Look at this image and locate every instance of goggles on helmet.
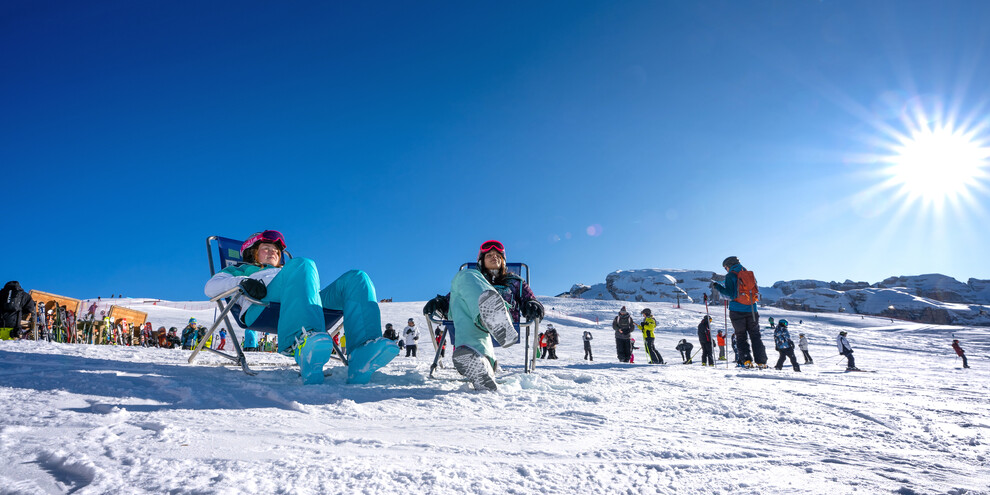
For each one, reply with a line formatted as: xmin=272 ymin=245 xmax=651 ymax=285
xmin=242 ymin=230 xmax=287 ymax=257
xmin=479 ymin=240 xmax=505 ymax=256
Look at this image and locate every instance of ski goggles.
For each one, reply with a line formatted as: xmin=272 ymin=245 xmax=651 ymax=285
xmin=479 ymin=239 xmax=505 ymax=256
xmin=242 ymin=230 xmax=286 ymax=254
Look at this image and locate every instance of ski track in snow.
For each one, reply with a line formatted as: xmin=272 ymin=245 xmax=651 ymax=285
xmin=1 ymin=298 xmax=988 ymax=494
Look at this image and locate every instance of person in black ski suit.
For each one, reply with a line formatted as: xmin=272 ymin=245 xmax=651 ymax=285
xmin=675 ymin=339 xmax=694 ymax=364
xmin=612 ymin=307 xmax=635 ymax=363
xmin=383 ymin=323 xmax=398 ymax=342
xmin=697 ymin=315 xmax=715 ymax=366
xmin=772 ymin=320 xmax=800 ymax=371
xmin=583 ymin=330 xmax=593 ymax=360
xmin=1 ymin=281 xmax=35 ymax=339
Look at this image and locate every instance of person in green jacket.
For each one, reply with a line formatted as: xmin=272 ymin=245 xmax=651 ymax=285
xmin=204 ymin=230 xmax=397 ymax=385
xmin=638 ymin=308 xmax=664 ymax=364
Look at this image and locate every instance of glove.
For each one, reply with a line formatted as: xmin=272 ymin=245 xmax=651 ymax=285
xmin=239 ymin=279 xmax=267 ymax=300
xmin=523 ymin=300 xmax=544 ymax=320
xmin=423 ymin=295 xmax=449 ymax=318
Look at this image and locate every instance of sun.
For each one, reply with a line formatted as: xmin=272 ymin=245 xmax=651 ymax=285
xmin=886 ymin=126 xmax=989 ymax=204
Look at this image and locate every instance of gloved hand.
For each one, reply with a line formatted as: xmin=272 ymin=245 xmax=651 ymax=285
xmin=239 ymin=279 xmax=267 ymax=300
xmin=423 ymin=295 xmax=449 ymax=318
xmin=523 ymin=300 xmax=545 ymax=320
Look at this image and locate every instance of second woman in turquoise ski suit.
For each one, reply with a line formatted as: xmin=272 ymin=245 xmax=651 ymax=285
xmin=422 ymin=240 xmax=544 ymax=391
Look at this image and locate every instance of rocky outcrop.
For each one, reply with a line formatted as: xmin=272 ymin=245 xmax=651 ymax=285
xmin=562 ymin=270 xmax=990 ymax=326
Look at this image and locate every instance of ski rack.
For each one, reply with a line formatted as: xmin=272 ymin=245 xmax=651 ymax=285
xmin=425 ymin=262 xmax=541 ymax=377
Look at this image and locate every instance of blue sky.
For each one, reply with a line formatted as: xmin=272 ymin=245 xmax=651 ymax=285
xmin=3 ymin=1 xmax=990 ymax=302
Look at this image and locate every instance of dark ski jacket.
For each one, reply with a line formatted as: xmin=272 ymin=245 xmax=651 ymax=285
xmin=675 ymin=340 xmax=693 ymax=355
xmin=181 ymin=325 xmax=196 ymax=347
xmin=773 ymin=325 xmax=793 ymax=350
xmin=545 ymin=328 xmax=559 ymax=348
xmin=612 ymin=312 xmax=635 ymax=340
xmin=697 ymin=318 xmax=713 ymax=346
xmin=435 ymin=271 xmax=539 ymax=324
xmin=1 ymin=281 xmax=35 ymax=329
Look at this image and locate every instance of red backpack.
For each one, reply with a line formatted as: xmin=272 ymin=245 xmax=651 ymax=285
xmin=734 ymin=269 xmax=760 ymax=306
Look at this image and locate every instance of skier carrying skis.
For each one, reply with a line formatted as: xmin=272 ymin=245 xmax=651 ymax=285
xmin=638 ymin=308 xmax=664 ymax=364
xmin=772 ymin=320 xmax=800 ymax=372
xmin=421 ymin=239 xmax=543 ymax=391
xmin=583 ymin=330 xmax=593 ymax=360
xmin=836 ymin=331 xmax=858 ymax=371
xmin=712 ymin=256 xmax=768 ymax=369
xmin=675 ymin=339 xmax=693 ymax=364
xmin=697 ymin=315 xmax=715 ymax=366
xmin=952 ymin=340 xmax=970 ymax=369
xmin=798 ymin=333 xmax=813 ymax=364
xmin=612 ymin=306 xmax=636 ymax=363
xmin=204 ymin=229 xmax=398 ymax=384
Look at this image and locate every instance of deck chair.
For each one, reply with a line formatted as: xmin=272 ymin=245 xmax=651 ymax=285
xmin=425 ymin=262 xmax=541 ymax=377
xmin=189 ymin=236 xmax=346 ymax=375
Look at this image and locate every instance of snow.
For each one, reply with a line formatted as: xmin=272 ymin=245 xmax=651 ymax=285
xmin=2 ymin=297 xmax=988 ymax=494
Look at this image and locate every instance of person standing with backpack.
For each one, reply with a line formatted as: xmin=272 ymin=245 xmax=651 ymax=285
xmin=612 ymin=306 xmax=635 ymax=363
xmin=1 ymin=281 xmax=35 ymax=340
xmin=712 ymin=256 xmax=768 ymax=369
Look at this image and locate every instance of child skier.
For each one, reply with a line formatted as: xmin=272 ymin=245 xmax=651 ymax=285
xmin=952 ymin=340 xmax=970 ymax=368
xmin=716 ymin=329 xmax=727 ymax=361
xmin=772 ymin=320 xmax=800 ymax=372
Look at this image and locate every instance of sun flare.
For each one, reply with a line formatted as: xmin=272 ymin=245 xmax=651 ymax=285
xmin=887 ymin=127 xmax=988 ymax=203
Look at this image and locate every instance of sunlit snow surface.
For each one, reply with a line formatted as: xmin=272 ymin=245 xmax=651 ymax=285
xmin=1 ymin=298 xmax=987 ymax=494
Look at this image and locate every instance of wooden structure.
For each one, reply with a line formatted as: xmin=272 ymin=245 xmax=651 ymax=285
xmin=107 ymin=305 xmax=148 ymax=327
xmin=28 ymin=290 xmax=82 ymax=314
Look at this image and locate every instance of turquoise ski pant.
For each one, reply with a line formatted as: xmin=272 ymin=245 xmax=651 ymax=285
xmin=449 ymin=269 xmax=504 ymax=366
xmin=242 ymin=258 xmax=381 ymax=354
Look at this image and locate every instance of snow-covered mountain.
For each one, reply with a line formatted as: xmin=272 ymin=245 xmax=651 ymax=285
xmin=560 ymin=270 xmax=990 ymax=326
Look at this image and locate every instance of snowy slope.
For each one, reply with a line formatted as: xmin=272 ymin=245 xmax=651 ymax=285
xmin=1 ymin=297 xmax=988 ymax=494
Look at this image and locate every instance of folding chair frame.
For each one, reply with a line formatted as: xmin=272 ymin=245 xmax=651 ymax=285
xmin=189 ymin=236 xmax=347 ymax=375
xmin=426 ymin=262 xmax=541 ymax=377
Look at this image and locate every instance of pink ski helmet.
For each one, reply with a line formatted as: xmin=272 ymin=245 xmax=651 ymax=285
xmin=241 ymin=230 xmax=287 ymax=263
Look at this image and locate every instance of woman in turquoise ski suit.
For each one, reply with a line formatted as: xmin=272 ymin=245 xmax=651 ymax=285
xmin=423 ymin=240 xmax=544 ymax=390
xmin=204 ymin=230 xmax=398 ymax=385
